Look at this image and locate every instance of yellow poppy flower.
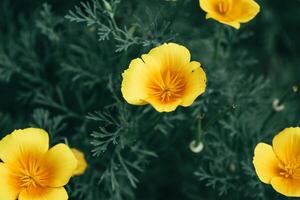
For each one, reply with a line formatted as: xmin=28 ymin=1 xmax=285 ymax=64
xmin=253 ymin=127 xmax=300 ymax=197
xmin=199 ymin=0 xmax=260 ymax=29
xmin=71 ymin=148 xmax=88 ymax=176
xmin=121 ymin=43 xmax=207 ymax=112
xmin=0 ymin=128 xmax=77 ymax=200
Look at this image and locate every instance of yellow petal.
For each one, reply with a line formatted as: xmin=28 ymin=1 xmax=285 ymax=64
xmin=19 ymin=186 xmax=68 ymax=200
xmin=0 ymin=128 xmax=49 ymax=163
xmin=147 ymin=98 xmax=182 ymax=112
xmin=271 ymin=177 xmax=300 ymax=197
xmin=253 ymin=143 xmax=280 ymax=184
xmin=272 ymin=127 xmax=300 ymax=164
xmin=148 ymin=43 xmax=191 ymax=69
xmin=230 ymin=0 xmax=260 ymax=23
xmin=43 ymin=144 xmax=77 ymax=187
xmin=199 ymin=0 xmax=218 ymax=13
xmin=181 ymin=61 xmax=206 ymax=107
xmin=121 ymin=58 xmax=148 ymax=105
xmin=71 ymin=148 xmax=88 ymax=176
xmin=0 ymin=163 xmax=20 ymax=200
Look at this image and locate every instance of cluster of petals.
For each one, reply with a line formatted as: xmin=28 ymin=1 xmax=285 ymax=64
xmin=199 ymin=0 xmax=260 ymax=29
xmin=253 ymin=127 xmax=300 ymax=197
xmin=121 ymin=43 xmax=207 ymax=112
xmin=0 ymin=128 xmax=78 ymax=200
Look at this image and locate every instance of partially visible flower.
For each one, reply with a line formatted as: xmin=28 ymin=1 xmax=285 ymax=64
xmin=121 ymin=43 xmax=207 ymax=112
xmin=272 ymin=98 xmax=285 ymax=112
xmin=0 ymin=128 xmax=77 ymax=200
xmin=199 ymin=0 xmax=260 ymax=29
xmin=71 ymin=148 xmax=88 ymax=176
xmin=253 ymin=127 xmax=300 ymax=197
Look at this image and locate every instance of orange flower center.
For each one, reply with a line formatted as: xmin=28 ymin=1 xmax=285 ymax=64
xmin=279 ymin=162 xmax=300 ymax=179
xmin=11 ymin=154 xmax=51 ymax=190
xmin=216 ymin=0 xmax=230 ymax=15
xmin=147 ymin=69 xmax=186 ymax=103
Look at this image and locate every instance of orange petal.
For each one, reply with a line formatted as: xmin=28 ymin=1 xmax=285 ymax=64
xmin=18 ymin=186 xmax=68 ymax=200
xmin=0 ymin=128 xmax=49 ymax=164
xmin=272 ymin=127 xmax=300 ymax=164
xmin=253 ymin=143 xmax=280 ymax=184
xmin=271 ymin=177 xmax=300 ymax=197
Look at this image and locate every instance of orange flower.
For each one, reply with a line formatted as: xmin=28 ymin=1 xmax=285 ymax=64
xmin=0 ymin=128 xmax=77 ymax=200
xmin=199 ymin=0 xmax=260 ymax=29
xmin=253 ymin=127 xmax=300 ymax=197
xmin=121 ymin=43 xmax=206 ymax=112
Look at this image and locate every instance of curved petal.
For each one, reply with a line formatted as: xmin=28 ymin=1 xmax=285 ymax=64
xmin=181 ymin=61 xmax=206 ymax=107
xmin=271 ymin=177 xmax=300 ymax=197
xmin=199 ymin=0 xmax=218 ymax=13
xmin=229 ymin=0 xmax=260 ymax=23
xmin=121 ymin=58 xmax=149 ymax=105
xmin=253 ymin=143 xmax=280 ymax=184
xmin=272 ymin=127 xmax=300 ymax=164
xmin=43 ymin=144 xmax=77 ymax=187
xmin=0 ymin=128 xmax=49 ymax=163
xmin=147 ymin=98 xmax=182 ymax=112
xmin=0 ymin=163 xmax=20 ymax=200
xmin=19 ymin=186 xmax=68 ymax=200
xmin=148 ymin=43 xmax=191 ymax=69
xmin=71 ymin=148 xmax=88 ymax=176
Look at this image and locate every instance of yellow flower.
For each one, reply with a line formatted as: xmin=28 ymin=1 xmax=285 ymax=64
xmin=199 ymin=0 xmax=260 ymax=29
xmin=253 ymin=127 xmax=300 ymax=197
xmin=121 ymin=43 xmax=207 ymax=112
xmin=71 ymin=148 xmax=88 ymax=176
xmin=0 ymin=128 xmax=77 ymax=200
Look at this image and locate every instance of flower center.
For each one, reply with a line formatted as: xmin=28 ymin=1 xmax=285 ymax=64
xmin=14 ymin=155 xmax=50 ymax=189
xmin=217 ymin=0 xmax=230 ymax=15
xmin=279 ymin=162 xmax=300 ymax=179
xmin=147 ymin=69 xmax=186 ymax=103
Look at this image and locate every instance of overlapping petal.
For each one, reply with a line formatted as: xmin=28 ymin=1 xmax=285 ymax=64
xmin=44 ymin=144 xmax=77 ymax=187
xmin=0 ymin=128 xmax=49 ymax=164
xmin=253 ymin=143 xmax=280 ymax=183
xmin=19 ymin=187 xmax=68 ymax=200
xmin=272 ymin=127 xmax=300 ymax=164
xmin=0 ymin=163 xmax=20 ymax=200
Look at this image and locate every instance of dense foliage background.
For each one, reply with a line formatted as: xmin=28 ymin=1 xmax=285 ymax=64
xmin=0 ymin=0 xmax=299 ymax=199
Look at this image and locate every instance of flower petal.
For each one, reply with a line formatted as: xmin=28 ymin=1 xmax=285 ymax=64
xmin=230 ymin=0 xmax=260 ymax=23
xmin=181 ymin=61 xmax=206 ymax=107
xmin=44 ymin=144 xmax=77 ymax=187
xmin=272 ymin=127 xmax=300 ymax=164
xmin=147 ymin=98 xmax=182 ymax=112
xmin=71 ymin=148 xmax=88 ymax=176
xmin=271 ymin=177 xmax=300 ymax=197
xmin=148 ymin=43 xmax=191 ymax=69
xmin=253 ymin=143 xmax=280 ymax=184
xmin=0 ymin=163 xmax=20 ymax=200
xmin=0 ymin=128 xmax=49 ymax=163
xmin=121 ymin=58 xmax=149 ymax=105
xmin=19 ymin=187 xmax=68 ymax=200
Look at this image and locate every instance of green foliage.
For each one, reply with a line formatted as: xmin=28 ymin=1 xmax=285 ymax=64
xmin=0 ymin=0 xmax=299 ymax=200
